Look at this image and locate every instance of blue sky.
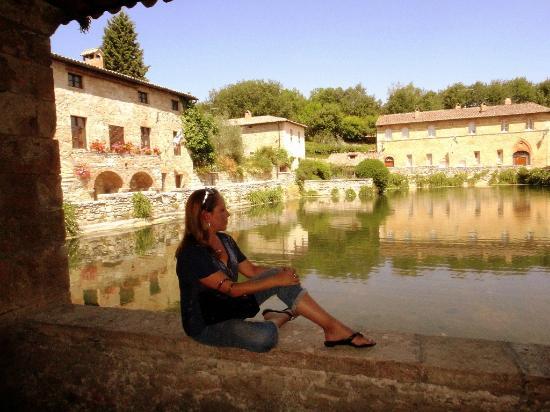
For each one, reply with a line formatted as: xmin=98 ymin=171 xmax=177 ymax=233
xmin=51 ymin=0 xmax=550 ymax=103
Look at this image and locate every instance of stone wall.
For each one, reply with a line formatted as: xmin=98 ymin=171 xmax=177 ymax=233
xmin=73 ymin=175 xmax=298 ymax=227
xmin=303 ymin=178 xmax=374 ymax=197
xmin=0 ymin=0 xmax=70 ymax=319
xmin=52 ymin=57 xmax=195 ymax=201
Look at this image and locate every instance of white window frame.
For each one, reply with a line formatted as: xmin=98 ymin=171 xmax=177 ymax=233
xmin=525 ymin=118 xmax=534 ymax=130
xmin=474 ymin=151 xmax=480 ymax=166
xmin=428 ymin=125 xmax=436 ymax=137
xmin=468 ymin=122 xmax=476 ymax=134
xmin=385 ymin=129 xmax=392 ymax=140
xmin=426 ymin=153 xmax=432 ymax=166
xmin=401 ymin=127 xmax=409 ymax=139
xmin=497 ymin=149 xmax=503 ymax=165
xmin=501 ymin=119 xmax=509 ymax=132
xmin=406 ymin=154 xmax=413 ymax=167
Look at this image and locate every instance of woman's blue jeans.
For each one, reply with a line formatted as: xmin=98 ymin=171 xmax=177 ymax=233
xmin=192 ymin=268 xmax=306 ymax=353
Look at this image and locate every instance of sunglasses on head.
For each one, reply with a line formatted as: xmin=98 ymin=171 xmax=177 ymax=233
xmin=201 ymin=188 xmax=216 ymax=208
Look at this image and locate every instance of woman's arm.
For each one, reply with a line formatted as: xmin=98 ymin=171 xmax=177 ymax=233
xmin=238 ymin=259 xmax=269 ymax=278
xmin=199 ymin=266 xmax=299 ymax=297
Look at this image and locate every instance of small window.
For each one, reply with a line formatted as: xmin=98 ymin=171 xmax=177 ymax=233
xmin=525 ymin=118 xmax=534 ymax=130
xmin=468 ymin=122 xmax=476 ymax=134
xmin=474 ymin=151 xmax=480 ymax=165
xmin=426 ymin=153 xmax=432 ymax=166
xmin=385 ymin=129 xmax=392 ymax=140
xmin=401 ymin=128 xmax=409 ymax=139
xmin=406 ymin=154 xmax=413 ymax=167
xmin=173 ymin=131 xmax=181 ymax=156
xmin=501 ymin=120 xmax=509 ymax=132
xmin=497 ymin=149 xmax=503 ymax=164
xmin=138 ymin=91 xmax=148 ymax=104
xmin=71 ymin=116 xmax=86 ymax=149
xmin=68 ymin=73 xmax=83 ymax=89
xmin=171 ymin=99 xmax=179 ymax=111
xmin=140 ymin=127 xmax=151 ymax=148
xmin=384 ymin=157 xmax=394 ymax=167
xmin=109 ymin=125 xmax=124 ymax=147
xmin=428 ymin=125 xmax=436 ymax=137
xmin=175 ymin=174 xmax=182 ymax=188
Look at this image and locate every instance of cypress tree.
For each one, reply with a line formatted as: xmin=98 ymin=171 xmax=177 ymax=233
xmin=101 ymin=11 xmax=149 ymax=80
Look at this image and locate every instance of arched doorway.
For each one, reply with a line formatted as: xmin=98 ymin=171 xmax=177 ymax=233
xmin=129 ymin=172 xmax=153 ymax=191
xmin=384 ymin=156 xmax=394 ymax=167
xmin=513 ymin=151 xmax=530 ymax=166
xmin=94 ymin=171 xmax=123 ymax=195
xmin=512 ymin=140 xmax=531 ymax=165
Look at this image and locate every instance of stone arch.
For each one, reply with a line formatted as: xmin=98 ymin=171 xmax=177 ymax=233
xmin=129 ymin=172 xmax=154 ymax=192
xmin=384 ymin=156 xmax=395 ymax=167
xmin=94 ymin=171 xmax=123 ymax=195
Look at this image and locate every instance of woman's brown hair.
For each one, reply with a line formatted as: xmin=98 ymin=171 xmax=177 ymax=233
xmin=175 ymin=188 xmax=220 ymax=257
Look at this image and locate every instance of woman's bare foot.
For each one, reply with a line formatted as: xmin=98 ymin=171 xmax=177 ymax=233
xmin=324 ymin=326 xmax=376 ymax=347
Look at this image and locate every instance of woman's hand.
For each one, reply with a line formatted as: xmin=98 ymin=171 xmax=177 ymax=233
xmin=274 ymin=266 xmax=300 ymax=286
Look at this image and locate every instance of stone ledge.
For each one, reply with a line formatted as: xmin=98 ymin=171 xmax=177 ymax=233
xmin=21 ymin=304 xmax=549 ymax=407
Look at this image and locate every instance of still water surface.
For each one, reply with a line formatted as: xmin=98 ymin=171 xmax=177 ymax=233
xmin=68 ymin=186 xmax=550 ymax=344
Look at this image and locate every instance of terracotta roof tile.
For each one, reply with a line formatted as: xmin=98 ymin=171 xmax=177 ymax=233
xmin=376 ymin=102 xmax=550 ymax=127
xmin=227 ymin=115 xmax=307 ymax=128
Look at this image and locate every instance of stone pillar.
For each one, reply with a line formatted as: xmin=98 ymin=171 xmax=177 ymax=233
xmin=0 ymin=0 xmax=69 ymax=320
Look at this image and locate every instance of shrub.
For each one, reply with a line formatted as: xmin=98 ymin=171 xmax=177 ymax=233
xmin=524 ymin=168 xmax=550 ymax=186
xmin=448 ymin=172 xmax=467 ymax=187
xmin=247 ymin=187 xmax=283 ymax=206
xmin=306 ymin=141 xmax=375 ymax=157
xmin=358 ymin=185 xmax=375 ymax=200
xmin=516 ymin=167 xmax=530 ymax=184
xmin=345 ymin=188 xmax=356 ymax=201
xmin=388 ymin=173 xmax=409 ymax=191
xmin=497 ymin=169 xmax=517 ymax=184
xmin=244 ymin=147 xmax=290 ymax=177
xmin=295 ymin=159 xmax=332 ymax=187
xmin=331 ymin=188 xmax=340 ymax=201
xmin=132 ymin=192 xmax=152 ymax=218
xmin=135 ymin=227 xmax=156 ymax=255
xmin=330 ymin=164 xmax=355 ymax=178
xmin=63 ymin=202 xmax=80 ymax=237
xmin=355 ymin=159 xmax=389 ymax=194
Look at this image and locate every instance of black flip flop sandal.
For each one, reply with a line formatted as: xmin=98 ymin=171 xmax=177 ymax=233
xmin=262 ymin=308 xmax=296 ymax=320
xmin=324 ymin=332 xmax=376 ymax=348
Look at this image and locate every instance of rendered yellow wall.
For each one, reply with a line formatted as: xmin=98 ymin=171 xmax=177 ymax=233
xmin=377 ymin=114 xmax=550 ymax=167
xmin=241 ymin=121 xmax=306 ymax=169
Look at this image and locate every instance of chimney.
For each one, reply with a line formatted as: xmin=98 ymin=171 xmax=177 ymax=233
xmin=479 ymin=103 xmax=487 ymax=112
xmin=504 ymin=97 xmax=512 ymax=105
xmin=414 ymin=108 xmax=420 ymax=119
xmin=244 ymin=110 xmax=252 ymax=118
xmin=455 ymin=104 xmax=461 ymax=109
xmin=80 ymin=48 xmax=104 ymax=69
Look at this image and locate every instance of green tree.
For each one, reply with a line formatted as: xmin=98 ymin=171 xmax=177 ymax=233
xmin=503 ymin=77 xmax=538 ymax=103
xmin=181 ymin=106 xmax=216 ymax=168
xmin=355 ymin=159 xmax=390 ymax=194
xmin=205 ymin=80 xmax=306 ymax=120
xmin=211 ymin=116 xmax=243 ymax=163
xmin=383 ymin=83 xmax=425 ymax=114
xmin=536 ymin=79 xmax=550 ymax=107
xmin=102 ymin=11 xmax=149 ymax=79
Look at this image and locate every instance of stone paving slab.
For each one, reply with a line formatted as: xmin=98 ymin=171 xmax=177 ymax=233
xmin=27 ymin=304 xmax=550 ymax=405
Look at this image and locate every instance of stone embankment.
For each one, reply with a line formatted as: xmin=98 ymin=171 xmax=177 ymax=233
xmin=1 ymin=305 xmax=548 ymax=411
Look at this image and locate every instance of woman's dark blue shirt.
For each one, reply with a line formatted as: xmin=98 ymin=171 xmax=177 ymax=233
xmin=176 ymin=232 xmax=247 ymax=336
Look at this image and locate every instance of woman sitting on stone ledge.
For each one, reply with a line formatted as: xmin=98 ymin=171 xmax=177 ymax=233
xmin=175 ymin=188 xmax=376 ymax=353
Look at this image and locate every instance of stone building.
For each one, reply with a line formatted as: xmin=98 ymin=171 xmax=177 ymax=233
xmin=227 ymin=111 xmax=306 ymax=170
xmin=376 ymin=100 xmax=550 ymax=168
xmin=52 ymin=52 xmax=196 ymax=201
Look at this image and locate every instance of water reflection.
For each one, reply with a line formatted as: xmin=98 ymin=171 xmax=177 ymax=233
xmin=68 ymin=186 xmax=550 ymax=344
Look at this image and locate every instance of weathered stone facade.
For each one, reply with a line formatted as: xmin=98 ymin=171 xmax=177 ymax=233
xmin=52 ymin=54 xmax=196 ymax=201
xmin=376 ymin=102 xmax=550 ymax=168
xmin=303 ymin=178 xmax=374 ymax=197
